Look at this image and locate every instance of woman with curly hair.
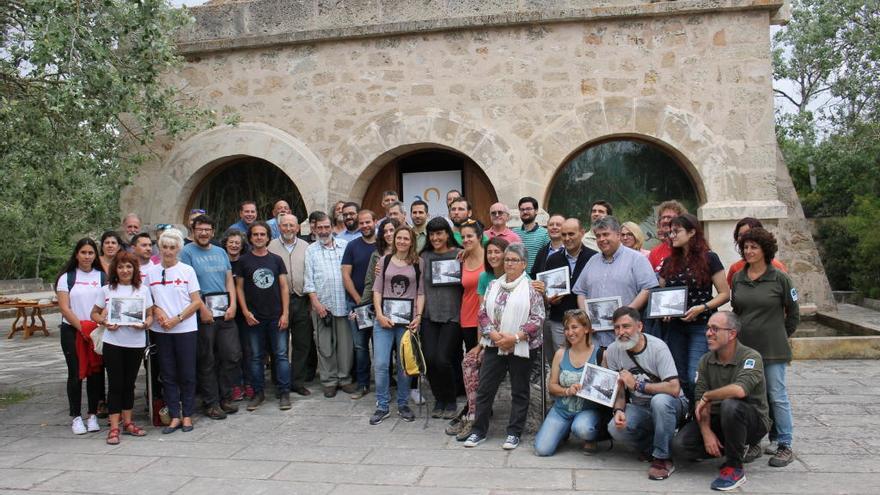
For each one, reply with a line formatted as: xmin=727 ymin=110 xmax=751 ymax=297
xmin=731 ymin=227 xmax=799 ymax=467
xmin=659 ymin=213 xmax=729 ymax=402
xmin=725 ymin=217 xmax=787 ymax=288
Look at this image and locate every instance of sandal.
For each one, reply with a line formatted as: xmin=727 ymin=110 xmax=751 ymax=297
xmin=123 ymin=422 xmax=147 ymax=437
xmin=106 ymin=427 xmax=120 ymax=445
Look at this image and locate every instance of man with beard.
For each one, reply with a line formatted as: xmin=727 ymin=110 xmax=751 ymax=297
xmin=450 ymin=197 xmax=488 ymax=246
xmin=131 ymin=233 xmax=155 ymax=273
xmin=304 ymin=213 xmax=354 ymax=398
xmin=515 ymin=197 xmax=549 ymax=274
xmin=266 ymin=200 xmax=292 ymax=240
xmin=268 ymin=213 xmax=314 ymax=396
xmin=648 ymin=200 xmax=688 ymax=273
xmin=410 ymin=200 xmax=428 ymax=252
xmin=228 ymin=200 xmax=259 ymax=235
xmin=180 ymin=214 xmax=241 ymax=419
xmin=121 ymin=213 xmax=142 ymax=247
xmin=341 ymin=209 xmax=378 ymax=399
xmin=605 ymin=307 xmax=686 ymax=482
xmin=234 ymin=222 xmax=291 ymax=411
xmin=336 ymin=202 xmax=362 ymax=243
xmin=573 ymin=216 xmax=658 ymax=347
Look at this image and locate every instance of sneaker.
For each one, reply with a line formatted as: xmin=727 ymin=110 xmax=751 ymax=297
xmin=230 ymin=386 xmax=244 ymax=401
xmin=369 ymin=409 xmax=391 ymax=425
xmin=764 ymin=441 xmax=778 ymax=455
xmin=244 ymin=385 xmax=255 ymax=400
xmin=279 ymin=393 xmax=292 ymax=410
xmin=744 ymin=444 xmax=762 ymax=464
xmin=648 ymin=458 xmax=674 ymax=480
xmin=349 ymin=387 xmax=369 ymax=400
xmin=710 ymin=466 xmax=746 ymax=491
xmin=463 ymin=433 xmax=486 ymax=448
xmin=220 ymin=400 xmax=239 ymax=414
xmin=86 ymin=414 xmax=100 ymax=432
xmin=246 ymin=391 xmax=265 ymax=411
xmin=431 ymin=402 xmax=445 ymax=419
xmin=768 ymin=445 xmax=794 ymax=467
xmin=410 ymin=389 xmax=426 ymax=405
xmin=502 ymin=435 xmax=520 ymax=450
xmin=455 ymin=419 xmax=474 ymax=442
xmin=398 ymin=405 xmax=416 ymax=422
xmin=205 ymin=404 xmax=227 ymax=420
xmin=71 ymin=416 xmax=87 ymax=435
xmin=442 ymin=403 xmax=458 ymax=420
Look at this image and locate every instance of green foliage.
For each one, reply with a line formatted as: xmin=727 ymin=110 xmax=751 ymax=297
xmin=846 ymin=196 xmax=880 ymax=298
xmin=0 ymin=0 xmax=213 ymax=279
xmin=813 ymin=219 xmax=856 ymax=291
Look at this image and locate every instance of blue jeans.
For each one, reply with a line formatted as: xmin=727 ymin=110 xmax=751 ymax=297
xmin=247 ymin=319 xmax=290 ymax=395
xmin=665 ymin=321 xmax=708 ymax=402
xmin=350 ymin=302 xmax=372 ymax=390
xmin=608 ymin=394 xmax=686 ymax=460
xmin=764 ymin=362 xmax=794 ymax=447
xmin=373 ymin=323 xmax=409 ymax=411
xmin=534 ymin=406 xmax=603 ymax=456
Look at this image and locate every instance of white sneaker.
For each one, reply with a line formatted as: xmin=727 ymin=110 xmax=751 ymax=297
xmin=71 ymin=416 xmax=87 ymax=435
xmin=86 ymin=414 xmax=100 ymax=432
xmin=410 ymin=389 xmax=426 ymax=405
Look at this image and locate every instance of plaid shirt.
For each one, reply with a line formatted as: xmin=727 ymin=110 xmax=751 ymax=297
xmin=303 ymin=237 xmax=348 ymax=316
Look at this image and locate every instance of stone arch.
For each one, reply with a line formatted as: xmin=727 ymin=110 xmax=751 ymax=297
xmin=143 ymin=122 xmax=326 ymax=223
xmin=327 ymin=108 xmax=517 ymax=205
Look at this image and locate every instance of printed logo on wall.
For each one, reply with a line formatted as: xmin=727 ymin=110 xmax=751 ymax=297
xmin=402 ymin=170 xmax=462 ymax=219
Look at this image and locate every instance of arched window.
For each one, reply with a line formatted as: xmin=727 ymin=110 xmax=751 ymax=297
xmin=547 ymin=139 xmax=699 ymax=246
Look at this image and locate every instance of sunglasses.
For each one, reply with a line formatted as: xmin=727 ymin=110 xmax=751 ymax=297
xmin=190 ymin=209 xmax=206 ymax=214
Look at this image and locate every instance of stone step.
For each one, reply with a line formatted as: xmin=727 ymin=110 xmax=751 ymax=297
xmin=816 ymin=303 xmax=880 ymax=336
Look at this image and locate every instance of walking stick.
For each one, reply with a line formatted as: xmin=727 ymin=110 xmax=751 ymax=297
xmin=144 ymin=330 xmax=153 ymax=423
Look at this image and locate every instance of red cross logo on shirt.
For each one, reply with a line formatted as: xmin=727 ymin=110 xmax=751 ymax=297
xmin=91 ymin=281 xmax=98 ymax=287
xmin=174 ymin=278 xmax=183 ymax=285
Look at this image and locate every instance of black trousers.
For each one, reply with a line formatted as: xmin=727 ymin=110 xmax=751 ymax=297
xmin=60 ymin=323 xmax=105 ymax=417
xmin=421 ymin=320 xmax=462 ymax=403
xmin=672 ymin=398 xmax=768 ymax=469
xmin=103 ymin=342 xmax=144 ymax=414
xmin=197 ymin=318 xmax=241 ymax=406
xmin=154 ymin=331 xmax=198 ymax=418
xmin=472 ymin=347 xmax=535 ymax=437
xmin=288 ymin=295 xmax=314 ymax=388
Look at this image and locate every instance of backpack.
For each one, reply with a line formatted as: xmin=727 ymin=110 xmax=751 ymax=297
xmin=399 ymin=328 xmax=427 ymax=377
xmin=66 ymin=267 xmax=107 ymax=291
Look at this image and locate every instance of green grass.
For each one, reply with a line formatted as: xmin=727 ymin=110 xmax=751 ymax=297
xmin=0 ymin=389 xmax=32 ymax=408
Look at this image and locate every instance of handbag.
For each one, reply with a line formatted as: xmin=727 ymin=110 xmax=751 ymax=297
xmin=90 ymin=326 xmax=106 ymax=355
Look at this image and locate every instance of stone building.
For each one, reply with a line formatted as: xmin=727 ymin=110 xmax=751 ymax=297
xmin=122 ymin=0 xmax=833 ymax=309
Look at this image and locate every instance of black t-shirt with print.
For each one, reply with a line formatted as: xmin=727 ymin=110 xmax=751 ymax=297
xmin=663 ymin=251 xmax=724 ymax=324
xmin=234 ymin=252 xmax=287 ymax=320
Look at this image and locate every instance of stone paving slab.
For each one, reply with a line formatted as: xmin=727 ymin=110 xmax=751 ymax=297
xmin=1 ymin=313 xmax=878 ymax=494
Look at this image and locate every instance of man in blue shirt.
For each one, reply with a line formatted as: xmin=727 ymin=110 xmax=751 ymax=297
xmin=266 ymin=199 xmax=291 ymax=240
xmin=227 ymin=200 xmax=258 ymax=234
xmin=341 ymin=209 xmax=378 ymax=399
xmin=180 ymin=214 xmax=242 ymax=419
xmin=336 ymin=202 xmax=363 ymax=243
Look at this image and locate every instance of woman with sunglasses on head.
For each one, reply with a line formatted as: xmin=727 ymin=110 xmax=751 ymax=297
xmin=90 ymin=251 xmax=153 ymax=444
xmin=730 ymin=227 xmax=799 ymax=467
xmin=658 ymin=213 xmax=729 ymax=403
xmin=726 ymin=217 xmax=787 ymax=288
xmin=56 ymin=238 xmax=106 ymax=435
xmin=534 ymin=309 xmax=606 ymax=456
xmin=99 ymin=231 xmax=125 ymax=273
xmin=146 ymin=228 xmax=203 ymax=433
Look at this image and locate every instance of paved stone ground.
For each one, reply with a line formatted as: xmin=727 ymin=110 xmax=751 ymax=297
xmin=1 ymin=313 xmax=878 ymax=494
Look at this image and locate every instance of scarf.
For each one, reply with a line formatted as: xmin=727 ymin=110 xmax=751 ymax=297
xmin=483 ymin=272 xmax=531 ymax=358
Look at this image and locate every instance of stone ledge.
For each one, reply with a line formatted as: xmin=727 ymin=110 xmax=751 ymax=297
xmin=697 ymin=200 xmax=788 ymax=221
xmin=179 ymin=0 xmax=787 ymax=55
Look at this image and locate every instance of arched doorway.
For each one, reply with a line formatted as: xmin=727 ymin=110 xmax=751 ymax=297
xmin=546 ymin=138 xmax=699 ymax=247
xmin=362 ymin=147 xmax=498 ymax=227
xmin=188 ymin=156 xmax=307 ymax=232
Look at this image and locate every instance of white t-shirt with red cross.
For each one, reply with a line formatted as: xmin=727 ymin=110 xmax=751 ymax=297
xmin=94 ymin=284 xmax=153 ymax=348
xmin=56 ymin=269 xmax=104 ymax=325
xmin=145 ymin=262 xmax=200 ymax=334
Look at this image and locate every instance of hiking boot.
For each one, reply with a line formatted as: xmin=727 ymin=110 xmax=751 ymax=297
xmin=455 ymin=419 xmax=474 ymax=442
xmin=279 ymin=393 xmax=292 ymax=411
xmin=205 ymin=404 xmax=227 ymax=420
xmin=349 ymin=387 xmax=369 ymax=400
xmin=744 ymin=444 xmax=762 ymax=464
xmin=398 ymin=405 xmax=416 ymax=422
xmin=445 ymin=418 xmax=465 ymax=436
xmin=711 ymin=466 xmax=746 ymax=491
xmin=431 ymin=402 xmax=445 ymax=419
xmin=230 ymin=386 xmax=244 ymax=402
xmin=340 ymin=383 xmax=358 ymax=394
xmin=369 ymin=409 xmax=390 ymax=425
xmin=648 ymin=458 xmax=674 ymax=480
xmin=768 ymin=445 xmax=794 ymax=467
xmin=246 ymin=391 xmax=265 ymax=411
xmin=442 ymin=403 xmax=458 ymax=420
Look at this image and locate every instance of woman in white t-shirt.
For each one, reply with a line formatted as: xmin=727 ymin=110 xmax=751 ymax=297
xmin=91 ymin=251 xmax=153 ymax=445
xmin=146 ymin=229 xmax=202 ymax=434
xmin=55 ymin=238 xmax=106 ymax=436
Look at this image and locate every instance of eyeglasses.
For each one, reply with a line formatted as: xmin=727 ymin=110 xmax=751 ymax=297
xmin=668 ymin=229 xmax=685 ymax=237
xmin=706 ymin=325 xmax=734 ymax=334
xmin=620 ymin=232 xmax=635 ymax=238
xmin=490 ymin=211 xmax=506 ymax=217
xmin=190 ymin=209 xmax=206 ymax=214
xmin=194 ymin=227 xmax=213 ymax=233
xmin=503 ymin=258 xmax=524 ymax=264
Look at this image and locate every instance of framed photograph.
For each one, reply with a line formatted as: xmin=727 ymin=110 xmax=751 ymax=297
xmin=107 ymin=297 xmax=146 ymax=325
xmin=382 ymin=298 xmax=414 ymax=326
xmin=353 ymin=303 xmax=375 ymax=330
xmin=536 ymin=266 xmax=570 ymax=298
xmin=646 ymin=286 xmax=689 ymax=319
xmin=585 ymin=296 xmax=622 ymax=331
xmin=576 ymin=363 xmax=620 ymax=408
xmin=203 ymin=292 xmax=230 ymax=318
xmin=430 ymin=258 xmax=462 ymax=286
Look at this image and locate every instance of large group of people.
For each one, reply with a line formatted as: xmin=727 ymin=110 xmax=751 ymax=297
xmin=56 ymin=190 xmax=800 ymax=491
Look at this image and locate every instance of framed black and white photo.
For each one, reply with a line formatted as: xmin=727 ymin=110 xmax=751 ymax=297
xmin=353 ymin=303 xmax=375 ymax=330
xmin=382 ymin=298 xmax=414 ymax=326
xmin=204 ymin=292 xmax=230 ymax=318
xmin=536 ymin=266 xmax=570 ymax=298
xmin=576 ymin=363 xmax=620 ymax=408
xmin=646 ymin=286 xmax=689 ymax=319
xmin=430 ymin=258 xmax=462 ymax=286
xmin=585 ymin=296 xmax=622 ymax=331
xmin=107 ymin=296 xmax=146 ymax=325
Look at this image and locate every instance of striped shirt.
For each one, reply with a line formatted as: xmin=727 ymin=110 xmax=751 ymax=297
xmin=303 ymin=238 xmax=349 ymax=316
xmin=516 ymin=224 xmax=550 ymax=274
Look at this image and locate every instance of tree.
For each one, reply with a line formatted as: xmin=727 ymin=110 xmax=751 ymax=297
xmin=0 ymin=0 xmax=213 ymax=279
